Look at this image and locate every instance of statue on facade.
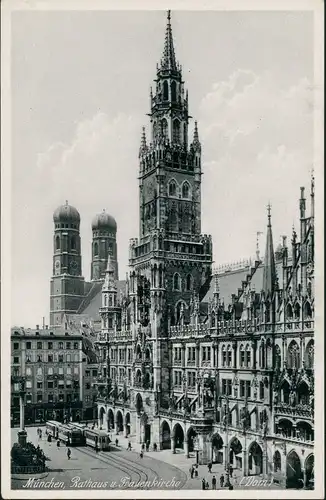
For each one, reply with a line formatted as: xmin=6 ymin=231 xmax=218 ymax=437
xmin=289 ymin=391 xmax=296 ymax=406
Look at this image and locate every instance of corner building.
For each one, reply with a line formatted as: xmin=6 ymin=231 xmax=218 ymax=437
xmin=95 ymin=12 xmax=314 ymax=489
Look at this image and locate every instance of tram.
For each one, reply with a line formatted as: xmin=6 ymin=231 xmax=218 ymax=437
xmin=84 ymin=428 xmax=111 ymax=451
xmin=45 ymin=421 xmax=85 ymax=446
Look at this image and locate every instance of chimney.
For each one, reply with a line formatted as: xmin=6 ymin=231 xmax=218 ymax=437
xmin=45 ymin=325 xmax=48 ymax=330
xmin=36 ymin=324 xmax=39 ymax=330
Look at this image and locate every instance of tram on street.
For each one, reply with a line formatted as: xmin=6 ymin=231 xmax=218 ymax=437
xmin=69 ymin=422 xmax=111 ymax=451
xmin=45 ymin=420 xmax=85 ymax=446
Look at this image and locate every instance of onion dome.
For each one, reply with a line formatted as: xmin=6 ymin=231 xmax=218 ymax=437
xmin=92 ymin=209 xmax=117 ymax=232
xmin=53 ymin=201 xmax=80 ymax=223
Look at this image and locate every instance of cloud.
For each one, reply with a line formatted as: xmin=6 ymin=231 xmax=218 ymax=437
xmin=198 ymin=70 xmax=313 ymax=265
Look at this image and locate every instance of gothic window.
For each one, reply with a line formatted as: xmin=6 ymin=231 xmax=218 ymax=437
xmin=168 ymin=180 xmax=176 ymax=197
xmin=286 ymin=303 xmax=293 ymax=320
xmin=227 ymin=345 xmax=232 ymax=367
xmin=294 ymin=302 xmax=300 ymax=319
xmin=173 ymin=273 xmax=181 ymax=291
xmin=104 ymin=294 xmax=107 ymax=307
xmin=161 ymin=118 xmax=168 ymax=139
xmin=287 ymin=340 xmax=300 ymax=369
xmin=163 ymin=81 xmax=169 ymax=101
xmin=94 ymin=242 xmax=99 ymax=257
xmin=240 ymin=345 xmax=245 ymax=367
xmin=222 ymin=346 xmax=227 ymax=367
xmin=173 ymin=119 xmax=181 ymax=143
xmin=171 ymin=80 xmax=177 ymax=102
xmin=259 ymin=381 xmax=264 ymax=400
xmin=304 ymin=301 xmax=312 ymax=319
xmin=55 ymin=236 xmax=60 ymax=251
xmin=265 ymin=301 xmax=271 ymax=322
xmin=275 ymin=345 xmax=281 ymax=370
xmin=186 ymin=274 xmax=192 ymax=291
xmin=182 ymin=182 xmax=190 ymax=199
xmin=305 ymin=340 xmax=314 ymax=368
xmin=260 ymin=341 xmax=265 ymax=369
xmin=109 ymin=295 xmax=113 ymax=307
xmin=246 ymin=345 xmax=251 ymax=367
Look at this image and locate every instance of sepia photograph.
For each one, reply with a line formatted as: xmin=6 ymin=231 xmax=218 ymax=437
xmin=1 ymin=1 xmax=324 ymax=498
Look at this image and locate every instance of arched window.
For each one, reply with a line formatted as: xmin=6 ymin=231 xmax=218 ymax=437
xmin=169 ymin=180 xmax=176 ymax=197
xmin=275 ymin=345 xmax=282 ymax=370
xmin=240 ymin=345 xmax=245 ymax=367
xmin=305 ymin=340 xmax=314 ymax=369
xmin=163 ymin=81 xmax=169 ymax=101
xmin=222 ymin=346 xmax=227 ymax=367
xmin=173 ymin=119 xmax=181 ymax=143
xmin=161 ymin=118 xmax=168 ymax=139
xmin=173 ymin=273 xmax=181 ymax=291
xmin=286 ymin=303 xmax=293 ymax=320
xmin=287 ymin=341 xmax=300 ymax=369
xmin=70 ymin=236 xmax=76 ymax=251
xmin=94 ymin=242 xmax=99 ymax=257
xmin=171 ymin=81 xmax=177 ymax=102
xmin=169 ymin=208 xmax=177 ymax=232
xmin=304 ymin=301 xmax=312 ymax=319
xmin=182 ymin=182 xmax=190 ymax=199
xmin=294 ymin=302 xmax=300 ymax=319
xmin=273 ymin=451 xmax=281 ymax=472
xmin=186 ymin=274 xmax=192 ymax=291
xmin=55 ymin=236 xmax=60 ymax=251
xmin=246 ymin=345 xmax=251 ymax=367
xmin=227 ymin=345 xmax=232 ymax=367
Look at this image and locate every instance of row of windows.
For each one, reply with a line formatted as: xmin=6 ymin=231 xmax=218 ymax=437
xmin=12 ymin=366 xmax=79 ymax=377
xmin=12 ymin=341 xmax=80 ymax=351
xmin=14 ymin=393 xmax=80 ymax=404
xmin=13 ymin=379 xmax=78 ymax=391
xmin=110 ymin=348 xmax=133 ymax=363
xmin=55 ymin=235 xmax=77 ymax=251
xmin=85 ymin=369 xmax=98 ymax=378
xmin=16 ymin=353 xmax=80 ymax=363
xmin=173 ymin=273 xmax=192 ymax=291
xmin=55 ymin=223 xmax=78 ymax=229
xmin=168 ymin=180 xmax=191 ymax=199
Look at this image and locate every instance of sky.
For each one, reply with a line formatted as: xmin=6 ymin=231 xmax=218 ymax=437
xmin=10 ymin=9 xmax=314 ymax=327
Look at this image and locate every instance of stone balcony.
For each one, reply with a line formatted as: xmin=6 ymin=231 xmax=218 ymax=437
xmin=274 ymin=403 xmax=313 ymax=420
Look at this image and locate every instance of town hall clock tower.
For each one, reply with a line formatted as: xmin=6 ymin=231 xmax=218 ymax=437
xmin=128 ymin=11 xmax=213 ymax=438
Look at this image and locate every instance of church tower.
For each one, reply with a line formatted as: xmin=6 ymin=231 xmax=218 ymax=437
xmin=91 ymin=210 xmax=118 ymax=281
xmin=129 ymin=11 xmax=213 ymax=416
xmin=50 ymin=201 xmax=85 ymax=327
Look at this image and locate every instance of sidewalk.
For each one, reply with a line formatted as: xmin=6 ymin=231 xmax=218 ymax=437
xmin=112 ymin=432 xmax=282 ymax=491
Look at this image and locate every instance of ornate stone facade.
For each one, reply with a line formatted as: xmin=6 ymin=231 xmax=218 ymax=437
xmin=95 ymin=11 xmax=314 ymax=490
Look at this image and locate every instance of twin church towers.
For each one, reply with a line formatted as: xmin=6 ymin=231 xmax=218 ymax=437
xmin=49 ymin=203 xmax=118 ymax=327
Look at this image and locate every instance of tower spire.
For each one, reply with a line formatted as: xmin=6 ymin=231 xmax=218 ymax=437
xmin=262 ymin=203 xmax=276 ymax=295
xmin=311 ymin=167 xmax=315 ymax=219
xmin=192 ymin=121 xmax=201 ymax=152
xmin=161 ymin=10 xmax=177 ymax=71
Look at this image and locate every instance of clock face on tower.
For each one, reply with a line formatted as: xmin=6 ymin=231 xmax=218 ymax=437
xmin=70 ymin=260 xmax=78 ymax=274
xmin=55 ymin=259 xmax=60 ymax=275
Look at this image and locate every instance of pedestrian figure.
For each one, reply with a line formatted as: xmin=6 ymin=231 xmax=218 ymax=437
xmin=229 ymin=465 xmax=233 ymax=477
xmin=39 ymin=430 xmax=42 ymax=440
xmin=140 ymin=450 xmax=143 ymax=459
xmin=57 ymin=440 xmax=60 ymax=448
xmin=146 ymin=441 xmax=149 ymax=452
xmin=67 ymin=448 xmax=71 ymax=460
xmin=195 ymin=468 xmax=198 ymax=478
xmin=202 ymin=478 xmax=206 ymax=490
xmin=206 ymin=481 xmax=209 ymax=490
xmin=127 ymin=441 xmax=132 ymax=451
xmin=190 ymin=467 xmax=194 ymax=479
xmin=115 ymin=438 xmax=119 ymax=447
xmin=208 ymin=461 xmax=212 ymax=473
xmin=220 ymin=474 xmax=225 ymax=488
xmin=212 ymin=475 xmax=217 ymax=490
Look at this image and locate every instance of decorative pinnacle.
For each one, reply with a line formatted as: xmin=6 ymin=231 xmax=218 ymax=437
xmin=214 ymin=274 xmax=220 ymax=295
xmin=194 ymin=121 xmax=199 ymax=142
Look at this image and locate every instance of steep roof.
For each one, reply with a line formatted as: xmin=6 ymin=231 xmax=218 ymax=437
xmin=202 ymin=266 xmax=252 ymax=305
xmin=78 ymin=280 xmax=127 ymax=321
